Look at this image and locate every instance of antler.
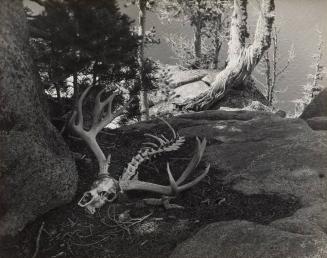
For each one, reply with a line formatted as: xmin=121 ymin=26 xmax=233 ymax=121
xmin=119 ymin=137 xmax=210 ymax=196
xmin=70 ymin=86 xmax=130 ymax=214
xmin=70 ymin=85 xmax=128 ymax=175
xmin=71 ymin=92 xmax=210 ymax=214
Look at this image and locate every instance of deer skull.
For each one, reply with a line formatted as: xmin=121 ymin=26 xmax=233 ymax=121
xmin=78 ymin=176 xmax=119 ymax=214
xmin=71 ymin=86 xmax=209 ymax=213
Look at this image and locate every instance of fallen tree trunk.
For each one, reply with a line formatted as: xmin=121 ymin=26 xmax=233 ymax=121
xmin=182 ymin=0 xmax=275 ymax=111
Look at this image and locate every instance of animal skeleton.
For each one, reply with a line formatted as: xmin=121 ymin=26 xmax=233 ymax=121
xmin=70 ymin=86 xmax=210 ymax=214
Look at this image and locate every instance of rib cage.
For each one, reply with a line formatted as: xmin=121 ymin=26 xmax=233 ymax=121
xmin=120 ymin=119 xmax=185 ymax=182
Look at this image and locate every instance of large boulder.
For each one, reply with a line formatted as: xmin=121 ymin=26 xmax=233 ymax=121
xmin=171 ymin=111 xmax=327 ymax=206
xmin=166 ymin=111 xmax=327 ymax=257
xmin=0 ymin=0 xmax=77 ymax=238
xmin=172 ymin=204 xmax=327 ymax=258
xmin=124 ymin=110 xmax=327 ymax=258
xmin=300 ymin=88 xmax=327 ymax=119
xmin=305 ymin=116 xmax=327 ymax=130
xmin=171 ymin=220 xmax=327 ymax=258
xmin=168 ymin=69 xmax=210 ymax=88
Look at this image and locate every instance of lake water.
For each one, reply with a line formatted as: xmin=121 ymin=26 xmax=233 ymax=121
xmin=24 ymin=0 xmax=327 ymax=113
xmin=122 ymin=0 xmax=327 ymax=113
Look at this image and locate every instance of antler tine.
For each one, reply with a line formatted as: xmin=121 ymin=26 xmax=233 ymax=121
xmin=119 ymin=164 xmax=210 ymax=196
xmin=175 ymin=164 xmax=210 ymax=192
xmin=69 ymin=85 xmax=93 ymax=130
xmin=176 ymin=137 xmax=207 ymax=185
xmin=77 ymin=85 xmax=93 ymax=126
xmin=167 ymin=163 xmax=178 ymax=195
xmin=93 ymin=92 xmax=117 ymax=134
xmin=70 ymin=85 xmax=129 ymax=176
xmin=92 ymin=87 xmax=106 ymax=126
xmin=94 ymin=91 xmax=134 ymax=134
xmin=119 ymin=137 xmax=209 ymax=196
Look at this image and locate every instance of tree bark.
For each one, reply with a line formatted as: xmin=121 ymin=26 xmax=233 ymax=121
xmin=0 ymin=0 xmax=77 ymax=238
xmin=183 ymin=0 xmax=275 ymax=111
xmin=137 ymin=0 xmax=149 ymax=120
xmin=193 ymin=20 xmax=202 ymax=68
xmin=213 ymin=39 xmax=222 ymax=69
xmin=73 ymin=72 xmax=79 ymax=101
xmin=263 ymin=52 xmax=273 ymax=104
xmin=55 ymin=81 xmax=62 ymax=101
xmin=212 ymin=14 xmax=223 ymax=69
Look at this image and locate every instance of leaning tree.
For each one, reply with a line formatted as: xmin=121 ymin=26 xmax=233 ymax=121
xmin=0 ymin=0 xmax=77 ymax=238
xmin=182 ymin=0 xmax=275 ymax=110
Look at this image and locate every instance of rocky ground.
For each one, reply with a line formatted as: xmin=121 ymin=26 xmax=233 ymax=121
xmin=1 ymin=63 xmax=327 ymax=258
xmin=2 ymin=102 xmax=327 ymax=257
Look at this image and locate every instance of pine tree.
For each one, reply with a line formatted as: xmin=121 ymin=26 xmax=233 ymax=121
xmin=28 ymin=0 xmax=139 ymax=112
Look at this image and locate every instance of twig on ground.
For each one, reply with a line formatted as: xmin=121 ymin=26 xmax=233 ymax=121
xmin=31 ymin=221 xmax=45 ymax=258
xmin=70 ymin=235 xmax=112 ymax=247
xmin=106 ymin=206 xmax=153 ymax=236
xmin=99 ymin=131 xmax=116 ymax=136
xmin=169 ymin=157 xmax=192 ymax=160
xmin=99 ymin=144 xmax=116 ymax=150
xmin=68 ymin=135 xmax=83 ymax=141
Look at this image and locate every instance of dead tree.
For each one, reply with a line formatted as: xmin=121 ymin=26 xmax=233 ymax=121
xmin=254 ymin=26 xmax=295 ymax=105
xmin=137 ymin=0 xmax=150 ymax=120
xmin=182 ymin=0 xmax=275 ymax=111
xmin=295 ymin=28 xmax=326 ymax=114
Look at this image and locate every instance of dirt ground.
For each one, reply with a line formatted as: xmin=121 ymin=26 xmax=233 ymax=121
xmin=0 ymin=125 xmax=301 ymax=258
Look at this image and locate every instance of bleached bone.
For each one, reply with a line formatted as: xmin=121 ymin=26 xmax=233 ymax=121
xmin=70 ymin=86 xmax=129 ymax=214
xmin=119 ymin=137 xmax=210 ymax=196
xmin=71 ymin=86 xmax=210 ymax=214
xmin=120 ymin=118 xmax=185 ymax=182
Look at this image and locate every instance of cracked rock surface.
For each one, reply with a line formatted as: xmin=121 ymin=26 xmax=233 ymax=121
xmin=127 ymin=110 xmax=327 ymax=258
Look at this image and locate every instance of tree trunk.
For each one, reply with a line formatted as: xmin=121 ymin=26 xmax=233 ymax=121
xmin=264 ymin=27 xmax=278 ymax=105
xmin=183 ymin=0 xmax=275 ymax=111
xmin=137 ymin=0 xmax=149 ymax=121
xmin=0 ymin=0 xmax=77 ymax=238
xmin=92 ymin=61 xmax=98 ymax=87
xmin=193 ymin=20 xmax=202 ymax=68
xmin=213 ymin=39 xmax=222 ymax=69
xmin=73 ymin=72 xmax=79 ymax=101
xmin=212 ymin=14 xmax=223 ymax=69
xmin=55 ymin=81 xmax=62 ymax=101
xmin=263 ymin=52 xmax=273 ymax=104
xmin=212 ymin=13 xmax=223 ymax=69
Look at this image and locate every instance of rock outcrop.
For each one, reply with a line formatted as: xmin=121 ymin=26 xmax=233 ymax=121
xmin=300 ymin=88 xmax=327 ymax=130
xmin=171 ymin=219 xmax=327 ymax=258
xmin=150 ymin=68 xmax=269 ymax=116
xmin=0 ymin=0 xmax=77 ymax=238
xmin=124 ymin=110 xmax=327 ymax=258
xmin=300 ymin=88 xmax=327 ymax=119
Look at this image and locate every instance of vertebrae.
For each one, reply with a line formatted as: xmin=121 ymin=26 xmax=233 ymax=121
xmin=120 ymin=119 xmax=185 ymax=182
